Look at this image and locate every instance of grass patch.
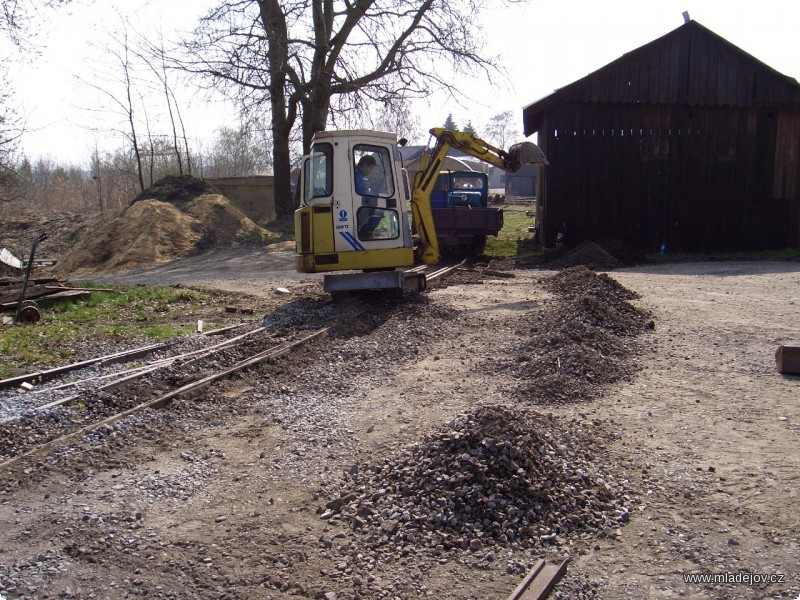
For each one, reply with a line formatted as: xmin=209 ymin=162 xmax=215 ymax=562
xmin=260 ymin=217 xmax=296 ymax=243
xmin=0 ymin=284 xmax=225 ymax=380
xmin=483 ymin=206 xmax=539 ymax=259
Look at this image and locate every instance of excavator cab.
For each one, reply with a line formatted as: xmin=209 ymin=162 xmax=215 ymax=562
xmin=294 ymin=130 xmax=425 ymax=294
xmin=295 ymin=127 xmax=547 ymax=295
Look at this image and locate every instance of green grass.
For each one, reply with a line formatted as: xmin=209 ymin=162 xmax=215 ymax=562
xmin=0 ymin=285 xmax=220 ymax=380
xmin=483 ymin=206 xmax=539 ymax=259
xmin=260 ymin=217 xmax=296 ymax=243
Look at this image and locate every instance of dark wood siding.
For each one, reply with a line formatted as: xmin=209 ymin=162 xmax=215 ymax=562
xmin=538 ymin=103 xmax=800 ymax=251
xmin=527 ymin=21 xmax=800 ymax=252
xmin=548 ymin=23 xmax=800 ymax=109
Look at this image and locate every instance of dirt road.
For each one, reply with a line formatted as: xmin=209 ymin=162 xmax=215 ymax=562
xmin=579 ymin=261 xmax=800 ymax=598
xmin=1 ymin=252 xmax=799 ymax=600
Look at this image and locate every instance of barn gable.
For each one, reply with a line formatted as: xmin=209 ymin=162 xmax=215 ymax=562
xmin=523 ymin=20 xmax=800 ymax=252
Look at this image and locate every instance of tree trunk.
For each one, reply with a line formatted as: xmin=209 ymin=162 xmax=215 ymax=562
xmin=260 ymin=0 xmax=294 ymax=221
xmin=302 ymin=94 xmax=331 ymax=154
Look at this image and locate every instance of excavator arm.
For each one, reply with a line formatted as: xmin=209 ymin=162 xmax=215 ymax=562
xmin=411 ymin=128 xmax=548 ymax=264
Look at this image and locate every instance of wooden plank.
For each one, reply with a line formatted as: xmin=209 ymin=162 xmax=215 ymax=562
xmin=37 ymin=290 xmax=91 ymax=302
xmin=508 ymin=560 xmax=545 ymax=600
xmin=775 ymin=344 xmax=800 ymax=374
xmin=519 ymin=561 xmax=570 ymax=599
xmin=0 ymin=284 xmax=68 ymax=305
xmin=45 ymin=285 xmax=117 ymax=293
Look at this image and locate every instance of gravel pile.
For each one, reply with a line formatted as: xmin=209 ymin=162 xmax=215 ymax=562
xmin=494 ymin=266 xmax=653 ymax=403
xmin=322 ymin=405 xmax=631 ymax=556
xmin=551 ymin=241 xmax=623 ymax=271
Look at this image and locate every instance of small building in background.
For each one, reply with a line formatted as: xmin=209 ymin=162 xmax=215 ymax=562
xmin=205 ymin=176 xmax=276 ymax=223
xmin=523 ymin=19 xmax=800 ymax=252
xmin=399 ymin=145 xmax=491 ymax=182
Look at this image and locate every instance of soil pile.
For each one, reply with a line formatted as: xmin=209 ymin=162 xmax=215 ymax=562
xmin=551 ymin=240 xmax=622 ymax=271
xmin=521 ymin=238 xmax=647 ymax=271
xmin=492 ymin=266 xmax=653 ymax=403
xmin=0 ymin=212 xmax=96 ymax=279
xmin=325 ymin=405 xmax=630 ymax=554
xmin=55 ymin=178 xmax=275 ymax=276
xmin=131 ymin=174 xmax=218 ymax=206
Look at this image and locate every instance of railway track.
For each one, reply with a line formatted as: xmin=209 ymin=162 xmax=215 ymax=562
xmin=0 ymin=267 xmax=584 ymax=599
xmin=0 ymin=302 xmax=368 ymax=471
xmin=0 ymin=326 xmax=329 ymax=471
xmin=0 ymin=263 xmax=473 ymax=472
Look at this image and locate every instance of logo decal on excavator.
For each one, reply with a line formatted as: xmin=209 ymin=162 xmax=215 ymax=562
xmin=338 ymin=210 xmax=348 ymax=221
xmin=339 ymin=231 xmax=365 ymax=251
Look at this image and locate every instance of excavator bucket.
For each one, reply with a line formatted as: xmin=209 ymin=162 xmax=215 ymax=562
xmin=506 ymin=141 xmax=548 ymax=172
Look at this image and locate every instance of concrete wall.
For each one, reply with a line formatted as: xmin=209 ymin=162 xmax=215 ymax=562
xmin=206 ymin=176 xmax=276 ymax=223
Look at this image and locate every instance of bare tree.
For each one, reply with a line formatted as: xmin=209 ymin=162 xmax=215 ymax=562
xmin=1 ymin=0 xmax=70 ymax=199
xmin=373 ymin=100 xmax=422 ymax=143
xmin=79 ymin=27 xmax=147 ymax=191
xmin=138 ymin=35 xmax=193 ymax=176
xmin=0 ymin=76 xmax=22 ymax=196
xmin=204 ymin=118 xmax=273 ymax=178
xmin=80 ymin=16 xmax=197 ymax=194
xmin=484 ymin=110 xmax=521 ymax=149
xmin=91 ymin=147 xmax=103 ymax=213
xmin=1 ymin=0 xmax=69 ymax=47
xmin=181 ymin=0 xmax=509 ymax=219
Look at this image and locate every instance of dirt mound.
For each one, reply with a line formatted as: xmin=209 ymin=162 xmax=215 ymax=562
xmin=132 ymin=174 xmax=219 ymax=207
xmin=55 ymin=194 xmax=274 ymax=276
xmin=326 ymin=404 xmax=630 ymax=553
xmin=0 ymin=212 xmax=100 ymax=281
xmin=594 ymin=237 xmax=647 ymax=266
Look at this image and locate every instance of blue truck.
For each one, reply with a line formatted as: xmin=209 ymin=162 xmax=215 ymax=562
xmin=430 ymin=170 xmax=503 ymax=256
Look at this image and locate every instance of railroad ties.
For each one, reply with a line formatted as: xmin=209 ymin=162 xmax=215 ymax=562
xmin=0 ymin=320 xmax=335 ymax=471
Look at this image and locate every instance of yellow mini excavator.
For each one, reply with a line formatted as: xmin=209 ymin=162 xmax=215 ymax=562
xmin=294 ymin=127 xmax=547 ymax=294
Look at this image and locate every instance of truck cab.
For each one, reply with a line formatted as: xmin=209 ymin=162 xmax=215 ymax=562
xmin=432 ymin=171 xmax=489 ymax=208
xmin=430 ymin=171 xmax=503 ymax=255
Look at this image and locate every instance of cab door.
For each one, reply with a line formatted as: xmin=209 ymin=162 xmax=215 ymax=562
xmin=336 ymin=142 xmax=404 ymax=252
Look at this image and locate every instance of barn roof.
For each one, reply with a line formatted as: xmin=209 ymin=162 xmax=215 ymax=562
xmin=523 ymin=20 xmax=800 ymax=136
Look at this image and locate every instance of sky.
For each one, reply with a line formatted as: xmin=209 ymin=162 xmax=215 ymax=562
xmin=7 ymin=0 xmax=800 ymax=164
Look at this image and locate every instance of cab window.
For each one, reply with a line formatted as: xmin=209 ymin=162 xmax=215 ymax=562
xmin=300 ymin=156 xmax=312 ymax=205
xmin=310 ymin=143 xmax=333 ymax=198
xmin=356 ymin=207 xmax=400 ymax=241
xmin=353 ymin=144 xmax=394 ymax=198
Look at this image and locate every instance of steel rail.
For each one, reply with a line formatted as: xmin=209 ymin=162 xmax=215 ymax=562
xmin=426 ymin=259 xmax=467 ymax=282
xmin=0 ymin=342 xmax=172 ymax=391
xmin=0 ymin=327 xmax=330 ymax=472
xmin=506 ymin=559 xmax=569 ymax=600
xmin=27 ymin=305 xmax=366 ymax=412
xmin=34 ymin=326 xmax=270 ymax=411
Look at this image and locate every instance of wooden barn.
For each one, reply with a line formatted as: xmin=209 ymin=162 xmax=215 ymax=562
xmin=523 ymin=19 xmax=800 ymax=252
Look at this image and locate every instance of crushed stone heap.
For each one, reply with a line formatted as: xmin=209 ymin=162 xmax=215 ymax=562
xmin=493 ymin=266 xmax=654 ymax=403
xmin=322 ymin=405 xmax=631 ymax=555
